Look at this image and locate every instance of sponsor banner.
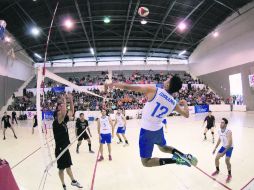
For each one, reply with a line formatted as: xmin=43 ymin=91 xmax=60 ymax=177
xmin=42 ymin=111 xmax=54 ymax=120
xmin=52 ymin=86 xmax=65 ymax=93
xmin=195 ymin=104 xmax=209 ymax=113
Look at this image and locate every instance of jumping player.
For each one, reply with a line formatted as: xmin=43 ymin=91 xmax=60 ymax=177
xmin=203 ymin=111 xmax=215 ymax=143
xmin=76 ymin=113 xmax=94 ymax=153
xmin=115 ymin=109 xmax=129 ymax=146
xmin=1 ymin=112 xmax=17 ymax=140
xmin=212 ymin=118 xmax=233 ymax=183
xmin=106 ymin=75 xmax=198 ymax=167
xmin=97 ymin=109 xmax=114 ymax=161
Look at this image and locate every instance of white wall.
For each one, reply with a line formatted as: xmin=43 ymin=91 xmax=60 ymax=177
xmin=45 ymin=64 xmax=188 ymax=73
xmin=0 ymin=31 xmax=34 ymax=81
xmin=0 ymin=54 xmax=34 ymax=81
xmin=189 ymin=1 xmax=254 ymax=76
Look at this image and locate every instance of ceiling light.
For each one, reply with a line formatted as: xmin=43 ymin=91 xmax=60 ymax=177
xmin=178 ymin=50 xmax=186 ymax=56
xmin=213 ymin=31 xmax=219 ymax=38
xmin=140 ymin=19 xmax=147 ymax=25
xmin=31 ymin=27 xmax=40 ymax=36
xmin=123 ymin=47 xmax=127 ymax=54
xmin=64 ymin=19 xmax=74 ymax=29
xmin=90 ymin=48 xmax=94 ymax=55
xmin=104 ymin=17 xmax=110 ymax=24
xmin=178 ymin=22 xmax=187 ymax=31
xmin=34 ymin=53 xmax=42 ymax=59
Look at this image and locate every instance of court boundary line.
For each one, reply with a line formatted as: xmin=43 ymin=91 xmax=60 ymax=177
xmin=90 ymin=149 xmax=100 ymax=190
xmin=240 ymin=177 xmax=254 ymax=190
xmin=195 ymin=166 xmax=232 ymax=190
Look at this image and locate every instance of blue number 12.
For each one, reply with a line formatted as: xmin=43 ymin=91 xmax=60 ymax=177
xmin=151 ymin=102 xmax=169 ymax=118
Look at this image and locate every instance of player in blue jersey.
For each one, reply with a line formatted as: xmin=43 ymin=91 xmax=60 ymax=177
xmin=105 ymin=75 xmax=198 ymax=168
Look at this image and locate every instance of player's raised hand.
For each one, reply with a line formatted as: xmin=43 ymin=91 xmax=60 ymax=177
xmin=66 ymin=93 xmax=73 ymax=100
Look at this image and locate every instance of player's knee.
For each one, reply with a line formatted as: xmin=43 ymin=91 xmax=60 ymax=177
xmin=225 ymin=157 xmax=230 ymax=163
xmin=215 ymin=156 xmax=221 ymax=160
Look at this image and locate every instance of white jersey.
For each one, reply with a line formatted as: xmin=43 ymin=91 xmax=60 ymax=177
xmin=99 ymin=116 xmax=111 ymax=134
xmin=141 ymin=88 xmax=177 ymax=131
xmin=218 ymin=128 xmax=233 ymax=147
xmin=115 ymin=114 xmax=124 ymax=127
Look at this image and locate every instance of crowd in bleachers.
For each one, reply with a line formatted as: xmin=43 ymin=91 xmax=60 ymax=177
xmin=8 ymin=71 xmax=225 ymax=112
xmin=112 ymin=71 xmax=202 ymax=84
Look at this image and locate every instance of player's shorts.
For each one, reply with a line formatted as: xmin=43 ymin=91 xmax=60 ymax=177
xmin=100 ymin=133 xmax=111 ymax=144
xmin=139 ymin=127 xmax=166 ymax=158
xmin=116 ymin=126 xmax=126 ymax=134
xmin=4 ymin=124 xmax=11 ymax=129
xmin=55 ymin=147 xmax=72 ymax=170
xmin=78 ymin=131 xmax=89 ymax=141
xmin=218 ymin=146 xmax=233 ymax=157
xmin=206 ymin=125 xmax=214 ymax=130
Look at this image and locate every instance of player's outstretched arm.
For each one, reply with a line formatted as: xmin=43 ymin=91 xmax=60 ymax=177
xmin=105 ymin=82 xmax=155 ymax=96
xmin=174 ymin=100 xmax=189 ymax=118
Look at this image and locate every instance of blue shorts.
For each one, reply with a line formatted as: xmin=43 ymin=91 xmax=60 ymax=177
xmin=100 ymin=133 xmax=111 ymax=144
xmin=139 ymin=127 xmax=166 ymax=158
xmin=117 ymin=126 xmax=126 ymax=134
xmin=218 ymin=146 xmax=233 ymax=157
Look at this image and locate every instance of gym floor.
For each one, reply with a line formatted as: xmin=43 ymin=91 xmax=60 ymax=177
xmin=1 ymin=112 xmax=253 ymax=190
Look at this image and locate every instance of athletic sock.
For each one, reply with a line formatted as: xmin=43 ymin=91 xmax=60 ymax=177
xmin=159 ymin=158 xmax=176 ymax=165
xmin=119 ymin=138 xmax=122 ymax=142
xmin=88 ymin=143 xmax=92 ymax=151
xmin=172 ymin=148 xmax=184 ymax=157
xmin=125 ymin=140 xmax=128 ymax=144
xmin=228 ymin=170 xmax=231 ymax=176
xmin=72 ymin=180 xmax=77 ymax=183
xmin=216 ymin=166 xmax=220 ymax=171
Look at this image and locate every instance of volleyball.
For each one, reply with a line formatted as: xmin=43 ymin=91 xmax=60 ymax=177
xmin=138 ymin=7 xmax=149 ymax=17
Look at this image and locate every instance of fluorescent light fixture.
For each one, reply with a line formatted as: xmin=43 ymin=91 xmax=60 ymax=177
xmin=140 ymin=19 xmax=147 ymax=25
xmin=90 ymin=48 xmax=94 ymax=55
xmin=64 ymin=19 xmax=74 ymax=29
xmin=213 ymin=31 xmax=219 ymax=38
xmin=104 ymin=17 xmax=110 ymax=23
xmin=123 ymin=47 xmax=127 ymax=54
xmin=31 ymin=27 xmax=40 ymax=36
xmin=178 ymin=50 xmax=186 ymax=56
xmin=178 ymin=22 xmax=187 ymax=31
xmin=34 ymin=53 xmax=42 ymax=59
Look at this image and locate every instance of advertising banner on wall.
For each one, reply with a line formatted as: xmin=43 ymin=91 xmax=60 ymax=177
xmin=42 ymin=111 xmax=54 ymax=120
xmin=194 ymin=104 xmax=209 ymax=114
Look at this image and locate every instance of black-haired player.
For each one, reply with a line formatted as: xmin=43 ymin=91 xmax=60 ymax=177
xmin=52 ymin=94 xmax=82 ymax=189
xmin=106 ymin=75 xmax=198 ymax=168
xmin=76 ymin=113 xmax=94 ymax=153
xmin=203 ymin=111 xmax=215 ymax=143
xmin=1 ymin=112 xmax=17 ymax=140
